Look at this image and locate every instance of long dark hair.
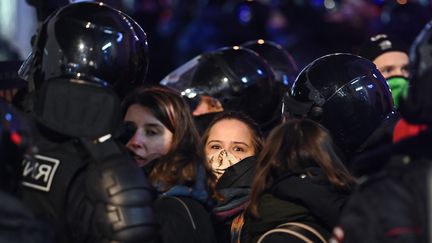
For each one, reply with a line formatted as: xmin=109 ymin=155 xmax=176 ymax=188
xmin=122 ymin=86 xmax=218 ymax=199
xmin=248 ymin=118 xmax=356 ymax=217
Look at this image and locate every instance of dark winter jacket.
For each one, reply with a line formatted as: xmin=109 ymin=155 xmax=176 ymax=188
xmin=153 ymin=164 xmax=217 ymax=243
xmin=154 ymin=196 xmax=217 ymax=243
xmin=337 ymin=130 xmax=431 ymax=243
xmin=243 ymin=167 xmax=351 ymax=243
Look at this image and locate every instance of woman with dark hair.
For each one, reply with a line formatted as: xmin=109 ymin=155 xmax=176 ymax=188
xmin=243 ymin=119 xmax=356 ymax=243
xmin=122 ymin=86 xmax=218 ymax=243
xmin=202 ymin=111 xmax=263 ymax=243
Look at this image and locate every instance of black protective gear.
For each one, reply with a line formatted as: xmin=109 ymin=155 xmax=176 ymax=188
xmin=19 ymin=1 xmax=149 ymax=99
xmin=21 ymin=131 xmax=157 ymax=242
xmin=241 ymin=39 xmax=298 ymax=89
xmin=160 ymin=46 xmax=277 ymax=130
xmin=283 ymin=53 xmax=395 ymax=157
xmin=399 ymin=20 xmax=432 ymax=125
xmin=32 ymin=77 xmax=122 ymax=138
xmin=19 ymin=2 xmax=157 ymax=242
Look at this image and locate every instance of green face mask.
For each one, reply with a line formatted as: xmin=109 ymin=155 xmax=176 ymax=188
xmin=387 ymin=76 xmax=409 ymax=108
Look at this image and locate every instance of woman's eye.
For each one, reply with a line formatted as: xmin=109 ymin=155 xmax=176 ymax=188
xmin=233 ymin=146 xmax=245 ymax=152
xmin=210 ymin=144 xmax=221 ymax=150
xmin=146 ymin=129 xmax=159 ymax=136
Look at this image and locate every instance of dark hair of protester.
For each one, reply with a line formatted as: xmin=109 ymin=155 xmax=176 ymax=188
xmin=122 ymin=85 xmax=219 ymax=199
xmin=202 ymin=111 xmax=263 ymax=157
xmin=248 ymin=119 xmax=355 ymax=218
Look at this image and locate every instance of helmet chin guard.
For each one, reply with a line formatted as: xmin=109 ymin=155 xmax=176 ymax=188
xmin=34 ymin=78 xmax=121 ymax=138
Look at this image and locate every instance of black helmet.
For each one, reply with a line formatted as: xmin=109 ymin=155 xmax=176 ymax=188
xmin=241 ymin=39 xmax=298 ymax=89
xmin=160 ymin=46 xmax=277 ymax=128
xmin=0 ymin=99 xmax=30 ymax=194
xmin=399 ymin=20 xmax=432 ymax=124
xmin=19 ymin=1 xmax=149 ymax=99
xmin=284 ymin=53 xmax=394 ymax=156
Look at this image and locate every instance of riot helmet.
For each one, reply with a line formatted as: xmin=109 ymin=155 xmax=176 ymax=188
xmin=241 ymin=39 xmax=298 ymax=89
xmin=284 ymin=53 xmax=394 ymax=156
xmin=19 ymin=1 xmax=149 ymax=99
xmin=160 ymin=46 xmax=277 ymax=129
xmin=399 ymin=20 xmax=432 ymax=124
xmin=18 ymin=2 xmax=149 ymax=138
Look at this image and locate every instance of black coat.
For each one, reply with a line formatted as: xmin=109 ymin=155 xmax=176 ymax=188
xmin=243 ymin=168 xmax=351 ymax=243
xmin=154 ymin=196 xmax=217 ymax=243
xmin=338 ymin=130 xmax=431 ymax=243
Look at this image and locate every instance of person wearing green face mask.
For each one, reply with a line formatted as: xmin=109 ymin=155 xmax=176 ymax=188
xmin=358 ymin=33 xmax=410 ymax=107
xmin=386 ymin=76 xmax=409 ymax=108
xmin=359 ymin=33 xmax=427 ymax=142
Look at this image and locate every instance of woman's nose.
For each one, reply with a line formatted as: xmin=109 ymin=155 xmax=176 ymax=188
xmin=126 ymin=130 xmax=144 ymax=150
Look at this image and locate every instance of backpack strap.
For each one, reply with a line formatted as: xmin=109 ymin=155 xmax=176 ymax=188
xmin=161 ymin=196 xmax=197 ymax=230
xmin=257 ymin=221 xmax=328 ymax=243
xmin=278 ymin=222 xmax=327 ymax=242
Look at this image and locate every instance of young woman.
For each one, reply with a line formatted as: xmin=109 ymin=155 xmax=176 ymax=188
xmin=243 ymin=119 xmax=356 ymax=243
xmin=122 ymin=86 xmax=219 ymax=243
xmin=202 ymin=111 xmax=263 ymax=243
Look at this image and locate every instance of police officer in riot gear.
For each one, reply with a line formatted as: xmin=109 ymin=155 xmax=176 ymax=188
xmin=160 ymin=46 xmax=281 ymax=134
xmin=283 ymin=53 xmax=396 ymax=167
xmin=18 ymin=2 xmax=156 ymax=242
xmin=332 ymin=21 xmax=432 ymax=243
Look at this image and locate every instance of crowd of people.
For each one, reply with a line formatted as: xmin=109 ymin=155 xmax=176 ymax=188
xmin=0 ymin=0 xmax=431 ymax=242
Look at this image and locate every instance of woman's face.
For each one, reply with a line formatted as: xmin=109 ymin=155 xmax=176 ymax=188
xmin=125 ymin=104 xmax=174 ymax=167
xmin=205 ymin=119 xmax=255 ymax=178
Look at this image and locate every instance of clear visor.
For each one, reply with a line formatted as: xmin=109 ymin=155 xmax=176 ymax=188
xmin=160 ymin=55 xmax=203 ymax=94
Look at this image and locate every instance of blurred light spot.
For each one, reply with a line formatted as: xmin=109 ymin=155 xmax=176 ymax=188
xmin=10 ymin=132 xmax=22 ymax=145
xmin=238 ymin=6 xmax=252 ymax=24
xmin=324 ymin=0 xmax=336 ymax=10
xmin=101 ymin=42 xmax=112 ymax=51
xmin=97 ymin=134 xmax=111 ymax=143
xmin=117 ymin=33 xmax=123 ymax=42
xmin=5 ymin=113 xmax=12 ymax=121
